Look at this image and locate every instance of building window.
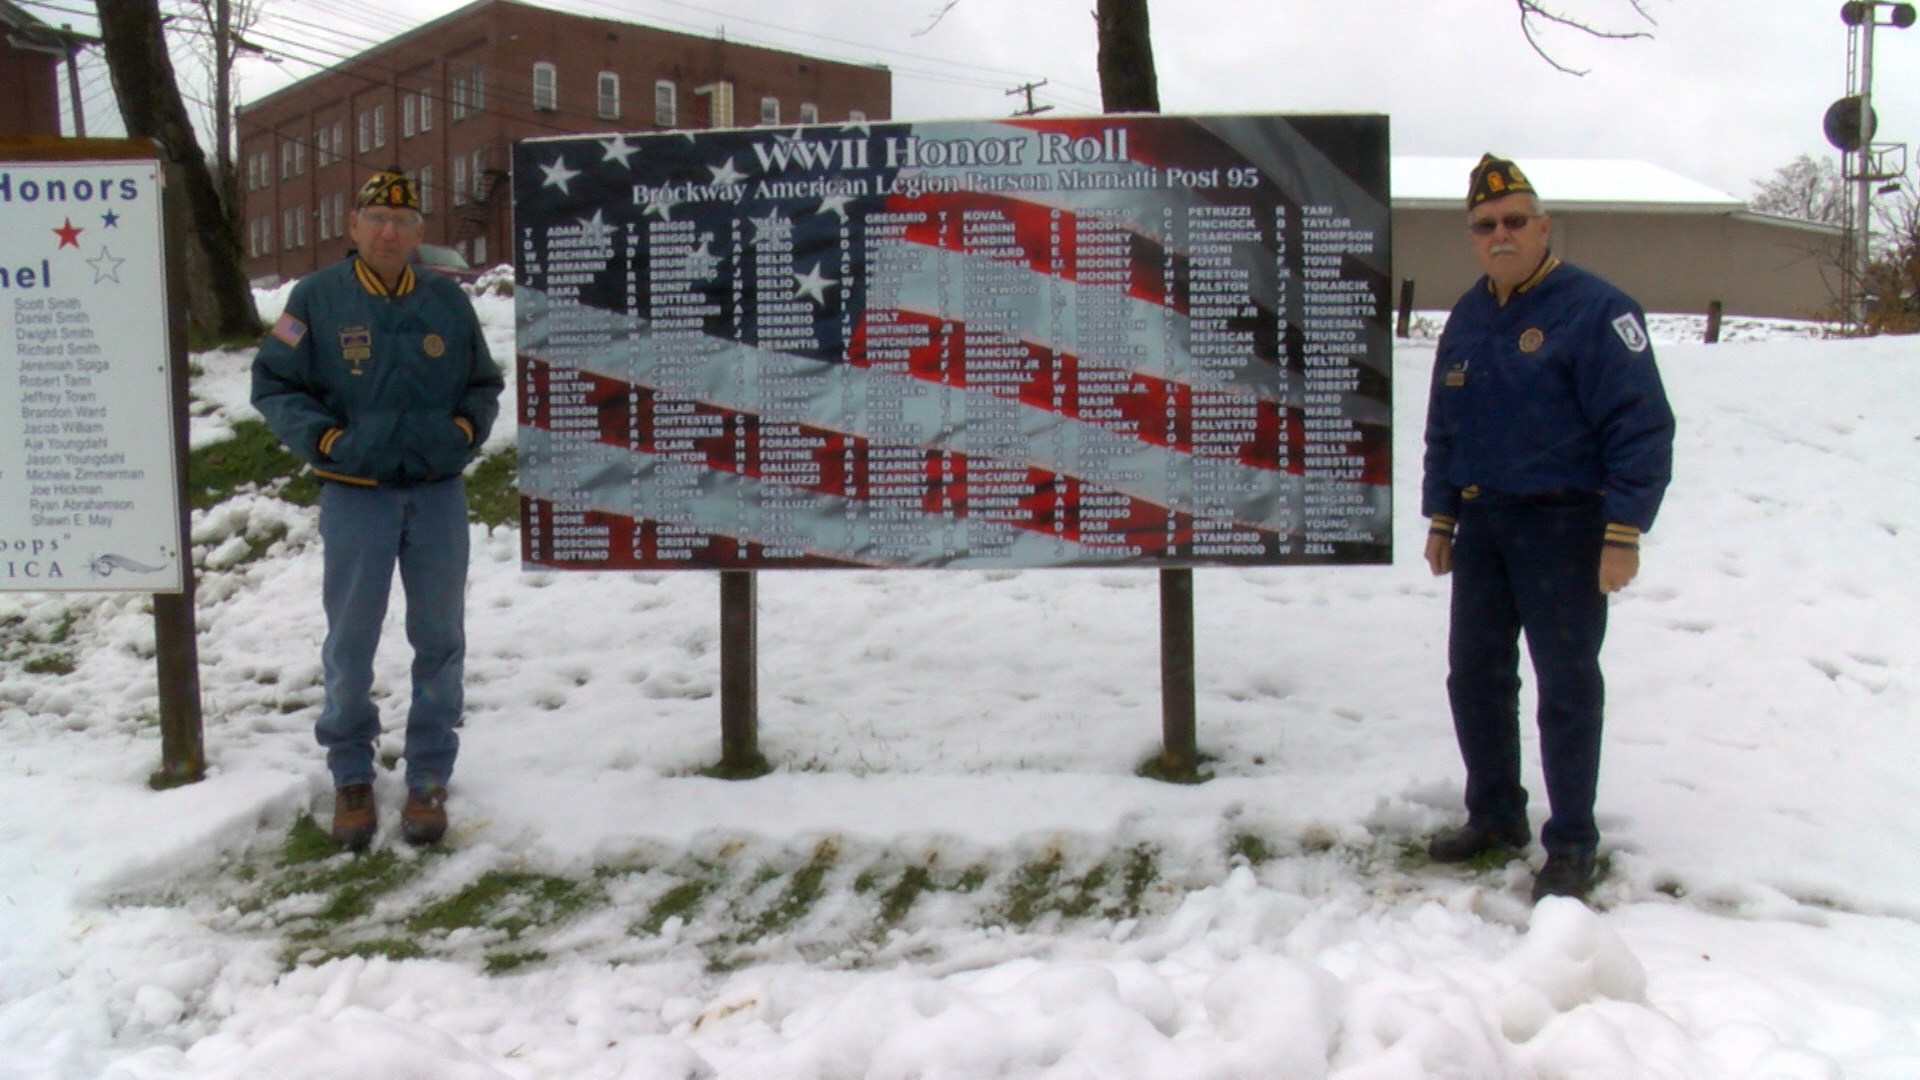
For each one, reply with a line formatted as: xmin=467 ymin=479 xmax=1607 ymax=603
xmin=849 ymin=110 xmax=866 ymax=123
xmin=471 ymin=65 xmax=485 ymax=112
xmin=316 ymin=198 xmax=329 ymax=241
xmin=356 ymin=111 xmax=370 ymax=154
xmin=419 ymin=91 xmax=432 ymax=132
xmin=471 ymin=235 xmax=487 ymax=265
xmin=532 ymin=62 xmax=557 ymax=112
xmin=798 ymin=102 xmax=818 ymax=125
xmin=279 ymin=141 xmax=292 ymax=179
xmin=451 ymin=73 xmax=468 ymax=121
xmin=373 ymin=104 xmax=386 ymax=148
xmin=295 ymin=140 xmax=305 ymax=175
xmin=282 ymin=208 xmax=294 ymax=250
xmin=312 ymin=127 xmax=327 ymax=167
xmin=403 ymin=94 xmax=416 ymax=138
xmin=470 ymin=149 xmax=486 ymax=199
xmin=331 ymin=121 xmax=344 ymax=163
xmin=760 ymin=96 xmax=779 ymax=126
xmin=451 ymin=156 xmax=467 ymax=206
xmin=597 ymin=71 xmax=619 ymax=120
xmin=655 ymin=80 xmax=675 ymax=126
xmin=418 ymin=165 xmax=434 ymax=215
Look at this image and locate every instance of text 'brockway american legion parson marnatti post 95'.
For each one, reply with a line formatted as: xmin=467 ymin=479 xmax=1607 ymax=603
xmin=509 ymin=114 xmax=1391 ymax=573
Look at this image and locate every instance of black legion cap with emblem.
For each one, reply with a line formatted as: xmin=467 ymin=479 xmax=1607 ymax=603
xmin=355 ymin=168 xmax=420 ymax=211
xmin=1467 ymin=153 xmax=1536 ymax=209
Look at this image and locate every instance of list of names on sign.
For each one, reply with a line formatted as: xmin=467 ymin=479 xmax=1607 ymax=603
xmin=0 ymin=159 xmax=181 ymax=593
xmin=511 ymin=114 xmax=1389 ymax=571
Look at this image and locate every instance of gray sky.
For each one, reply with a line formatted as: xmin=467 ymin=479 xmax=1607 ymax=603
xmin=210 ymin=0 xmax=1910 ymax=200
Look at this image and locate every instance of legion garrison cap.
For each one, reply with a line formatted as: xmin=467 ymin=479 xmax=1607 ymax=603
xmin=1467 ymin=153 xmax=1536 ymax=209
xmin=355 ymin=169 xmax=419 ymax=211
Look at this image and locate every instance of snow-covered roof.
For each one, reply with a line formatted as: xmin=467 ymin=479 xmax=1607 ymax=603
xmin=1394 ymin=156 xmax=1745 ymax=213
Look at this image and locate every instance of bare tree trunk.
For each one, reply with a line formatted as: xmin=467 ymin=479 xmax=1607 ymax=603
xmin=1096 ymin=0 xmax=1159 ymax=114
xmin=95 ymin=0 xmax=261 ymax=340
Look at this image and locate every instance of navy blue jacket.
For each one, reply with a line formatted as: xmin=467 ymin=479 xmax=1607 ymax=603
xmin=252 ymin=258 xmax=503 ymax=486
xmin=1422 ymin=259 xmax=1674 ymax=533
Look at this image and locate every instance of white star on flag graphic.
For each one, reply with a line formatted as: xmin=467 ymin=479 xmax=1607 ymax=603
xmin=598 ymin=136 xmax=640 ymax=168
xmin=747 ymin=210 xmax=789 ymax=245
xmin=708 ymin=156 xmax=748 ymax=187
xmin=818 ymin=193 xmax=854 ymax=222
xmin=540 ymin=156 xmax=582 ymax=194
xmin=792 ymin=263 xmax=836 ymax=305
xmin=575 ymin=209 xmax=614 ymax=245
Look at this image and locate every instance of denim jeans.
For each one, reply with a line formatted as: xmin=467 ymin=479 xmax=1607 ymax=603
xmin=315 ymin=477 xmax=469 ymax=791
xmin=1446 ymin=495 xmax=1608 ymax=857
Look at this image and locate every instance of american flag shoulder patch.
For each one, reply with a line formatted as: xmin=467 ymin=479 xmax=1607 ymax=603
xmin=271 ymin=312 xmax=307 ymax=347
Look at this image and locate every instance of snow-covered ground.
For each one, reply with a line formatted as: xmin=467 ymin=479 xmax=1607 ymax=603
xmin=2 ymin=297 xmax=1917 ymax=1079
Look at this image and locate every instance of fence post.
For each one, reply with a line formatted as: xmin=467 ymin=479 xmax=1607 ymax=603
xmin=1396 ymin=278 xmax=1415 ymax=338
xmin=1704 ymin=300 xmax=1724 ymax=344
xmin=1153 ymin=567 xmax=1202 ymax=782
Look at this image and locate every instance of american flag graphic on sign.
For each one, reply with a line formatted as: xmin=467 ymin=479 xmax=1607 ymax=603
xmin=511 ymin=114 xmax=1390 ymax=570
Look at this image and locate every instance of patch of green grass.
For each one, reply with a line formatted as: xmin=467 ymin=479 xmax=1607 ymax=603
xmin=285 ymin=936 xmax=425 ymax=968
xmin=21 ymin=652 xmax=74 ymax=676
xmin=466 ymin=448 xmax=519 ymax=526
xmin=187 ymin=326 xmax=264 ymax=353
xmin=408 ymin=870 xmax=599 ymax=939
xmin=637 ymin=879 xmax=714 ymax=936
xmin=877 ymin=865 xmax=931 ymax=927
xmin=485 ymin=949 xmax=546 ymax=974
xmin=189 ymin=418 xmax=316 ymax=509
xmin=1229 ymin=832 xmax=1274 ymax=866
xmin=1119 ymin=844 xmax=1158 ymax=918
xmin=999 ymin=854 xmax=1066 ymax=928
xmin=281 ymin=814 xmax=339 ymax=865
xmin=750 ymin=842 xmax=837 ymax=936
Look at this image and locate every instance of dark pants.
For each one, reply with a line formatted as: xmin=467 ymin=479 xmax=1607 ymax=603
xmin=1447 ymin=495 xmax=1608 ymax=857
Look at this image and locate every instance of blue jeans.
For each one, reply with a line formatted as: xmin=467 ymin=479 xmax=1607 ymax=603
xmin=1447 ymin=495 xmax=1608 ymax=857
xmin=315 ymin=477 xmax=469 ymax=791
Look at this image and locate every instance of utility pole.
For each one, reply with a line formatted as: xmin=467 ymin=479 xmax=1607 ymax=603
xmin=1006 ymin=80 xmax=1053 ymax=117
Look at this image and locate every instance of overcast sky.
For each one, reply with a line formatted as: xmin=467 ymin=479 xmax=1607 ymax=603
xmin=207 ymin=0 xmax=1911 ymax=200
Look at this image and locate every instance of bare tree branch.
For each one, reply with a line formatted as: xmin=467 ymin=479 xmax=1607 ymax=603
xmin=1516 ymin=0 xmax=1657 ymax=76
xmin=913 ymin=0 xmax=961 ymax=37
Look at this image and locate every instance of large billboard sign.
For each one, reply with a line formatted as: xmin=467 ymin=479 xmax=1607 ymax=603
xmin=1 ymin=156 xmax=182 ymax=593
xmin=511 ymin=114 xmax=1389 ymax=570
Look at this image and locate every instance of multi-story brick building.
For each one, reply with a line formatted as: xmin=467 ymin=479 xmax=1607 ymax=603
xmin=236 ymin=0 xmax=891 ymax=284
xmin=0 ymin=0 xmax=66 ymax=137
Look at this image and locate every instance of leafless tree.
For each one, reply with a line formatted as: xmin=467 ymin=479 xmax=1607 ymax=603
xmin=1750 ymin=154 xmax=1849 ymax=226
xmin=96 ymin=0 xmax=262 ymax=340
xmin=1515 ymin=0 xmax=1656 ymax=75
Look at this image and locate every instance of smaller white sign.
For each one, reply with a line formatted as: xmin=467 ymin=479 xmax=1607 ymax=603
xmin=1 ymin=159 xmax=183 ymax=593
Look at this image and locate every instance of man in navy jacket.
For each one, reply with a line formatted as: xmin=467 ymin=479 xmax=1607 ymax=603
xmin=1421 ymin=155 xmax=1674 ymax=902
xmin=253 ymin=170 xmax=503 ymax=850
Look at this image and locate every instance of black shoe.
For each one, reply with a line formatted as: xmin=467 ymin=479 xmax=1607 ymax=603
xmin=1531 ymin=853 xmax=1598 ymax=902
xmin=1426 ymin=821 xmax=1531 ymax=863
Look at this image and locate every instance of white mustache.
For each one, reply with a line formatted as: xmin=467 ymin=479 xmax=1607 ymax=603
xmin=1489 ymin=242 xmax=1520 ymax=256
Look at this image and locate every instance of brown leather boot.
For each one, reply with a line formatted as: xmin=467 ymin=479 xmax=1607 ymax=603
xmin=401 ymin=785 xmax=448 ymax=846
xmin=331 ymin=783 xmax=377 ymax=850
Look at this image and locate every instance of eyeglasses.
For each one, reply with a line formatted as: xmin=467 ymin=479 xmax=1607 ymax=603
xmin=357 ymin=209 xmax=422 ymax=232
xmin=1468 ymin=213 xmax=1538 ymax=236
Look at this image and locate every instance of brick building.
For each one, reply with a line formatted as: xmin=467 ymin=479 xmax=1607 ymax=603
xmin=0 ymin=0 xmax=66 ymax=137
xmin=236 ymin=0 xmax=891 ymax=285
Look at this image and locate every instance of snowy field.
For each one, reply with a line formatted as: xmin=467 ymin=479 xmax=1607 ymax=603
xmin=1 ymin=293 xmax=1918 ymax=1079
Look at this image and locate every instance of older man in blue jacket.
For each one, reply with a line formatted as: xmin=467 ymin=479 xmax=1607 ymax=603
xmin=253 ymin=170 xmax=503 ymax=850
xmin=1421 ymin=155 xmax=1674 ymax=902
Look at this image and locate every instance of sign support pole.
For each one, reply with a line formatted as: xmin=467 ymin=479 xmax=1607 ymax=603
xmin=151 ymin=162 xmax=205 ymax=787
xmin=715 ymin=568 xmax=769 ymax=777
xmin=1156 ymin=568 xmax=1201 ymax=781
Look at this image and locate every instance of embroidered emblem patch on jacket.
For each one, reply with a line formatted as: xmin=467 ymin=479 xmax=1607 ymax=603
xmin=270 ymin=312 xmax=306 ymax=347
xmin=1518 ymin=327 xmax=1544 ymax=353
xmin=422 ymin=333 xmax=445 ymax=358
xmin=1611 ymin=312 xmax=1649 ymax=353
